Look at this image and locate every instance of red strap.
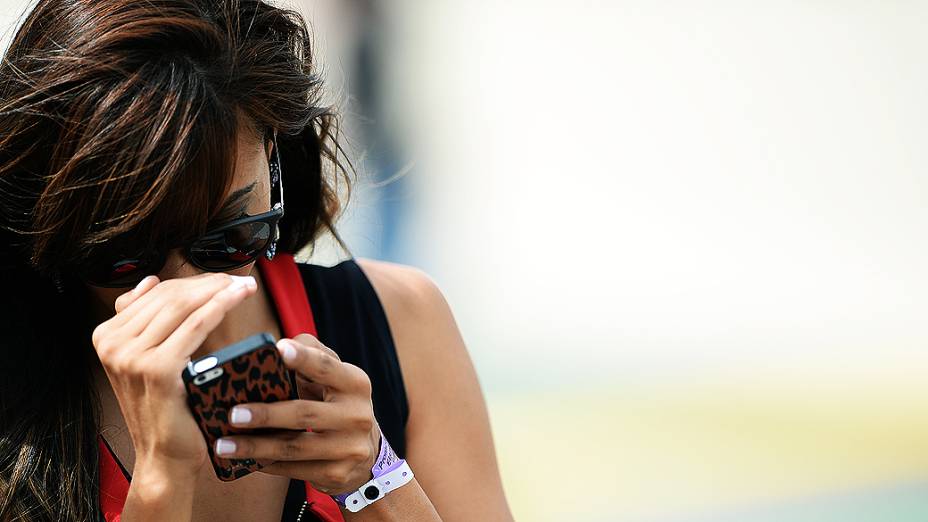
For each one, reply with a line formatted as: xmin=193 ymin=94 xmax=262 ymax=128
xmin=258 ymin=253 xmax=318 ymax=340
xmin=98 ymin=438 xmax=128 ymax=522
xmin=259 ymin=253 xmax=345 ymax=522
xmin=96 ymin=254 xmax=344 ymax=522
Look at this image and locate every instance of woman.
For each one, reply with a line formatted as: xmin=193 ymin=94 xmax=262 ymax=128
xmin=0 ymin=1 xmax=513 ymax=521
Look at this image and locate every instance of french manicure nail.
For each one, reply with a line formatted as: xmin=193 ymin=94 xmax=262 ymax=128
xmin=278 ymin=340 xmax=296 ymax=362
xmin=230 ymin=406 xmax=252 ymax=425
xmin=133 ymin=275 xmax=153 ymax=293
xmin=215 ymin=439 xmax=236 ymax=455
xmin=228 ymin=275 xmax=256 ymax=292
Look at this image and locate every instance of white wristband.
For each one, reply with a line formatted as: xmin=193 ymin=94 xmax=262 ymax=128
xmin=340 ymin=460 xmax=415 ymax=513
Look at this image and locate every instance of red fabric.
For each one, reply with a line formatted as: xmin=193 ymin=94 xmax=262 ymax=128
xmin=259 ymin=253 xmax=345 ymax=522
xmin=98 ymin=438 xmax=129 ymax=522
xmin=96 ymin=253 xmax=344 ymax=522
xmin=258 ymin=252 xmax=318 ymax=346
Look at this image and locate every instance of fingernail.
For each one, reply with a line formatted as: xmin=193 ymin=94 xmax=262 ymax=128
xmin=133 ymin=275 xmax=154 ymax=293
xmin=215 ymin=439 xmax=236 ymax=456
xmin=230 ymin=406 xmax=252 ymax=425
xmin=228 ymin=275 xmax=256 ymax=292
xmin=278 ymin=340 xmax=297 ymax=362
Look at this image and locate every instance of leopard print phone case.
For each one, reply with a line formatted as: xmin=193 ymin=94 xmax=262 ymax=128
xmin=182 ymin=332 xmax=298 ymax=481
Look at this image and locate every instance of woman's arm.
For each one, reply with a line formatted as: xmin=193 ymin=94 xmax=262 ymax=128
xmin=121 ymin=461 xmax=196 ymax=521
xmin=92 ymin=273 xmax=259 ymax=522
xmin=358 ymin=259 xmax=515 ymax=522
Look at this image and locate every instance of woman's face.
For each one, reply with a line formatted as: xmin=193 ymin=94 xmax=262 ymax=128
xmin=87 ymin=124 xmax=275 ymax=314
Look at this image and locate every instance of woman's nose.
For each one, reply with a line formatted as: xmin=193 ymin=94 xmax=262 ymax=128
xmin=158 ymin=249 xmax=205 ymax=280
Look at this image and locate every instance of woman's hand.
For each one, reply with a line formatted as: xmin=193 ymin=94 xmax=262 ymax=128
xmin=91 ymin=272 xmax=258 ymax=477
xmin=213 ymin=334 xmax=382 ymax=496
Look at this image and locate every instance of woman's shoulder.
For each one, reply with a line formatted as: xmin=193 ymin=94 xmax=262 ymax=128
xmin=349 ymin=257 xmax=473 ymax=408
xmin=298 ymin=256 xmax=462 ymax=393
xmin=353 ymin=258 xmax=446 ymax=318
xmin=296 ymin=257 xmax=446 ymax=323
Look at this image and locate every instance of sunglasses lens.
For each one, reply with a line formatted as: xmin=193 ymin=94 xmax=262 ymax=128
xmin=188 ymin=221 xmax=272 ymax=270
xmin=83 ymin=255 xmax=158 ymax=287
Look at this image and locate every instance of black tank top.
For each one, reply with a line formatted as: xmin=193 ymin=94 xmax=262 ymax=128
xmin=281 ymin=259 xmax=410 ymax=520
xmin=101 ymin=259 xmax=409 ymax=521
xmin=298 ymin=260 xmax=409 ymax=459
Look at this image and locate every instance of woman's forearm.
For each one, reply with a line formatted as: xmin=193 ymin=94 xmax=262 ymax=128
xmin=341 ymin=477 xmax=442 ymax=522
xmin=120 ymin=460 xmax=197 ymax=522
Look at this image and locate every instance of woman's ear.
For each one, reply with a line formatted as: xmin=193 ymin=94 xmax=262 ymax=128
xmin=264 ymin=138 xmax=272 ymax=160
xmin=264 ymin=128 xmax=276 ymax=160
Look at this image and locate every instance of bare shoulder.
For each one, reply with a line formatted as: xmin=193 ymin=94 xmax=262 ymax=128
xmin=354 ymin=257 xmax=514 ymax=521
xmin=354 ymin=258 xmax=446 ymax=322
xmin=353 ymin=258 xmax=463 ymax=397
xmin=354 ymin=257 xmax=463 ymax=394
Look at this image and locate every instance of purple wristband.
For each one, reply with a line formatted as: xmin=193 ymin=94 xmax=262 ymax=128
xmin=333 ymin=432 xmax=403 ymax=505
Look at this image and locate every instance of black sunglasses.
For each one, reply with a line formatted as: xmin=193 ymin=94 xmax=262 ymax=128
xmin=80 ymin=133 xmax=285 ymax=288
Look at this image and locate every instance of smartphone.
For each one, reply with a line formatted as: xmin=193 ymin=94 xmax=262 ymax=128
xmin=182 ymin=332 xmax=298 ymax=481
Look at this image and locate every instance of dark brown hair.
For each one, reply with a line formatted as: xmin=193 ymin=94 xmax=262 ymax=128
xmin=0 ymin=1 xmax=350 ymax=520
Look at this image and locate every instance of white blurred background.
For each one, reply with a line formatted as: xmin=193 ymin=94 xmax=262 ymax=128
xmin=300 ymin=2 xmax=928 ymax=521
xmin=4 ymin=1 xmax=928 ymax=520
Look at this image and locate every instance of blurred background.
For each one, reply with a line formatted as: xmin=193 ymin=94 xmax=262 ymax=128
xmin=4 ymin=1 xmax=928 ymax=520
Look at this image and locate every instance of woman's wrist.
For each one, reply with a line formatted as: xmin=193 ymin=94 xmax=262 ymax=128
xmin=122 ymin=458 xmax=198 ymax=521
xmin=134 ymin=451 xmax=202 ymax=483
xmin=332 ymin=432 xmax=435 ymax=519
xmin=340 ymin=477 xmax=441 ymax=521
xmin=332 ymin=431 xmax=405 ymax=509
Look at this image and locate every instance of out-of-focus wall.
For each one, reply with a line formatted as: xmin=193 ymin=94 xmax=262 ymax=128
xmin=301 ymin=1 xmax=928 ymax=521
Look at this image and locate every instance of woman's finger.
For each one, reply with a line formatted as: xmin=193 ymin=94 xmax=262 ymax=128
xmin=260 ymin=458 xmax=380 ymax=496
xmin=157 ymin=277 xmax=258 ymax=359
xmin=135 ymin=274 xmax=255 ymax=348
xmin=105 ymin=271 xmax=218 ymax=330
xmin=286 ymin=335 xmax=339 ymax=399
xmin=215 ymin=431 xmax=367 ymax=462
xmin=277 ymin=339 xmax=353 ymax=390
xmin=229 ymin=399 xmax=347 ymax=432
xmin=297 ymin=380 xmax=326 ymax=402
xmin=258 ymin=460 xmax=346 ymax=490
xmin=113 ymin=275 xmax=159 ymax=314
xmin=291 ymin=333 xmax=341 ymax=361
